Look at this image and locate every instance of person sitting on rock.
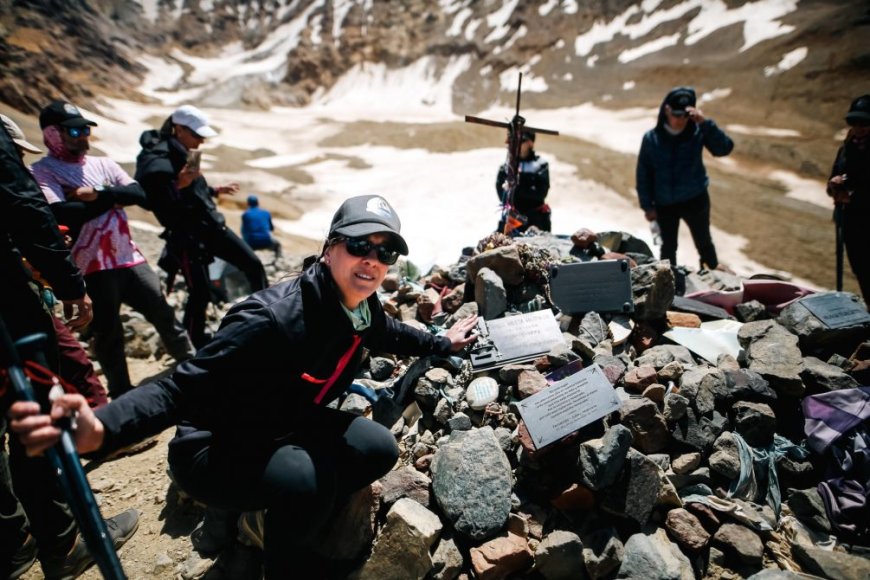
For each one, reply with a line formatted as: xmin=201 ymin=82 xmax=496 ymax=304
xmin=9 ymin=194 xmax=479 ymax=578
xmin=241 ymin=194 xmax=281 ymax=257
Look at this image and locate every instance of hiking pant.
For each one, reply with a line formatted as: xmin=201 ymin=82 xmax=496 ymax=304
xmin=1 ymin=286 xmax=76 ymax=574
xmin=844 ymin=207 xmax=870 ymax=304
xmin=53 ymin=316 xmax=107 ymax=408
xmin=176 ymin=228 xmax=267 ymax=348
xmin=656 ymin=191 xmax=718 ymax=270
xmin=86 ymin=263 xmax=194 ymax=397
xmin=167 ymin=407 xmax=399 ymax=579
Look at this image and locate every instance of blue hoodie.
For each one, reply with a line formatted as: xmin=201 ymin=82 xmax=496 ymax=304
xmin=635 ymin=86 xmax=734 ymax=210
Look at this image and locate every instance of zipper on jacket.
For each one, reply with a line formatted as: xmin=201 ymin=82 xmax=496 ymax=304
xmin=311 ymin=335 xmax=362 ymax=405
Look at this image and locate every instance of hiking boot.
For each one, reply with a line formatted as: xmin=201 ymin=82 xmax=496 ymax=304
xmin=41 ymin=508 xmax=140 ymax=580
xmin=5 ymin=534 xmax=37 ymax=580
xmin=192 ymin=506 xmax=239 ymax=556
xmin=202 ymin=541 xmax=264 ymax=580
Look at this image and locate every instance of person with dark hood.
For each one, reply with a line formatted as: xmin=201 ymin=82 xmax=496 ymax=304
xmin=9 ymin=194 xmax=480 ymax=578
xmin=827 ymin=94 xmax=870 ymax=304
xmin=30 ymin=100 xmax=195 ymax=398
xmin=636 ymin=86 xmax=734 ymax=270
xmin=495 ymin=129 xmax=551 ymax=233
xmin=135 ymin=105 xmax=268 ymax=348
xmin=241 ymin=194 xmax=281 ymax=257
xmin=1 ymin=115 xmax=138 ymax=580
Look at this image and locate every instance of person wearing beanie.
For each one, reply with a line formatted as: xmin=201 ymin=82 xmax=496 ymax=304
xmin=135 ymin=104 xmax=267 ymax=348
xmin=31 ymin=100 xmax=195 ymax=398
xmin=9 ymin=194 xmax=480 ymax=578
xmin=494 ymin=128 xmax=552 ymax=233
xmin=241 ymin=194 xmax=281 ymax=257
xmin=636 ymin=86 xmax=734 ymax=271
xmin=827 ymin=94 xmax=870 ymax=303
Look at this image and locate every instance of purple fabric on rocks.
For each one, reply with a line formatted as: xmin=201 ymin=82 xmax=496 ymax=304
xmin=802 ymin=387 xmax=870 ymax=454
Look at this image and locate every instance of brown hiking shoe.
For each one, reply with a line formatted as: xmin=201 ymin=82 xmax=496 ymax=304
xmin=41 ymin=508 xmax=140 ymax=580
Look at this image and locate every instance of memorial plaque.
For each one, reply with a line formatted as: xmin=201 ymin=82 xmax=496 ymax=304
xmin=470 ymin=310 xmax=563 ymax=371
xmin=515 ymin=364 xmax=621 ymax=450
xmin=800 ymin=293 xmax=870 ymax=330
xmin=549 ymin=260 xmax=634 ymax=315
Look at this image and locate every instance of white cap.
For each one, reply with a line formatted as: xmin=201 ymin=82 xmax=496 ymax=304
xmin=171 ymin=105 xmax=218 ymax=138
xmin=1 ymin=114 xmax=42 ymax=154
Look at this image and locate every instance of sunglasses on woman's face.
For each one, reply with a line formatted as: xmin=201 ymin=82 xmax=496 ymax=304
xmin=65 ymin=126 xmax=91 ymax=138
xmin=341 ymin=236 xmax=400 ymax=265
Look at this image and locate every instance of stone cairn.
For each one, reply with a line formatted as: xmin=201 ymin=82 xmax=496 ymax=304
xmin=126 ymin=226 xmax=870 ymax=579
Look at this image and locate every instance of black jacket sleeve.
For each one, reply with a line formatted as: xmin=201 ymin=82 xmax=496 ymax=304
xmin=0 ymin=127 xmax=85 ymax=301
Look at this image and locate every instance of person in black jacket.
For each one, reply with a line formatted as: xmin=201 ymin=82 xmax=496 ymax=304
xmin=495 ymin=129 xmax=551 ymax=233
xmin=135 ymin=105 xmax=267 ymax=348
xmin=0 ymin=119 xmax=138 ymax=580
xmin=827 ymin=94 xmax=870 ymax=304
xmin=10 ymin=195 xmax=479 ymax=578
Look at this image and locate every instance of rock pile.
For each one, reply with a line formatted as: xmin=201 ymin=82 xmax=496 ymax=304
xmin=312 ymin=229 xmax=870 ymax=579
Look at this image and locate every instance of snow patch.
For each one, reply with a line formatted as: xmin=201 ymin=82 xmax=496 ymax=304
xmin=726 ymin=124 xmax=801 ymax=138
xmin=685 ymin=0 xmax=798 ymax=52
xmin=539 ymin=0 xmax=558 ymax=17
xmin=699 ymin=87 xmax=732 ymax=103
xmin=485 ymin=0 xmax=520 ymax=43
xmin=618 ymin=33 xmax=681 ymax=63
xmin=764 ymin=46 xmax=808 ymax=77
xmin=447 ymin=7 xmax=473 ymax=37
xmin=623 ymin=81 xmax=636 ymax=90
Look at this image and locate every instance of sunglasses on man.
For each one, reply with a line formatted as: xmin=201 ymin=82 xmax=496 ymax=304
xmin=65 ymin=126 xmax=91 ymax=138
xmin=336 ymin=236 xmax=400 ymax=265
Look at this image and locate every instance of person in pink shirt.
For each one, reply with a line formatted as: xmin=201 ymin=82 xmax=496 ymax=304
xmin=31 ymin=100 xmax=195 ymax=397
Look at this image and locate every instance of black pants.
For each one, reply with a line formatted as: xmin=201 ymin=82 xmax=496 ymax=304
xmin=1 ymin=284 xmax=76 ymax=575
xmin=177 ymin=228 xmax=267 ymax=348
xmin=844 ymin=207 xmax=870 ymax=304
xmin=86 ymin=263 xmax=194 ymax=397
xmin=167 ymin=407 xmax=398 ymax=578
xmin=656 ymin=192 xmax=718 ymax=270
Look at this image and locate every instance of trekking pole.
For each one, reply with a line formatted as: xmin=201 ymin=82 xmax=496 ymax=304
xmin=834 ymin=203 xmax=844 ymax=292
xmin=0 ymin=317 xmax=127 ymax=580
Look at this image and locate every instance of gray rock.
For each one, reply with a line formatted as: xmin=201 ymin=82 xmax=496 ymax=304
xmin=778 ymin=291 xmax=870 ymax=352
xmin=663 ymin=393 xmax=689 ymax=422
xmin=786 ymin=488 xmax=831 ymax=533
xmin=447 ymin=412 xmax=472 ymax=432
xmin=709 ymin=431 xmax=741 ymax=480
xmin=712 ymin=522 xmax=763 ymax=566
xmin=593 ymin=354 xmax=627 ymax=385
xmin=370 ymin=356 xmax=396 ymax=381
xmin=623 ymin=449 xmax=664 ymax=526
xmin=429 ymin=536 xmax=463 ymax=580
xmin=433 ymin=398 xmax=453 ymax=425
xmin=630 ymin=261 xmax=676 ymax=321
xmin=445 ymin=301 xmax=478 ymax=328
xmin=617 ymin=528 xmax=693 ymax=579
xmin=679 ymin=366 xmax=726 ymax=414
xmin=380 ymin=466 xmax=432 ymax=511
xmin=340 ymin=393 xmax=371 ymax=416
xmin=582 ymin=526 xmax=624 ymax=580
xmin=735 ymin=300 xmax=768 ymax=323
xmin=738 ymin=320 xmax=805 ymax=395
xmin=635 ymin=345 xmax=695 ymax=369
xmin=535 ymin=530 xmax=586 ymax=580
xmin=414 ymin=377 xmax=440 ymax=410
xmin=431 ymin=427 xmax=512 ymax=541
xmin=733 ymin=401 xmax=777 ymax=447
xmin=579 ymin=311 xmax=610 ymax=345
xmin=724 ymin=368 xmax=778 ymax=405
xmin=670 ymin=407 xmax=727 ymax=453
xmin=577 ymin=424 xmax=633 ymax=490
xmin=800 ymin=356 xmax=860 ymax=392
xmin=665 ymin=508 xmax=710 ymax=551
xmin=791 ymin=543 xmax=870 ymax=580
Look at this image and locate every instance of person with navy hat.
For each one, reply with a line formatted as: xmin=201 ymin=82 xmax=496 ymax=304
xmin=636 ymin=86 xmax=734 ymax=271
xmin=827 ymin=94 xmax=870 ymax=303
xmin=241 ymin=194 xmax=281 ymax=257
xmin=9 ymin=195 xmax=480 ymax=578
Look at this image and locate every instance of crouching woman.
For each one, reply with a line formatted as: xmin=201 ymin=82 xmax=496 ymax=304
xmin=9 ymin=195 xmax=478 ymax=578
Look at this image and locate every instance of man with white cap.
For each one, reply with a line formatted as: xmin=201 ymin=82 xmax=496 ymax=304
xmin=31 ymin=100 xmax=195 ymax=398
xmin=136 ymin=104 xmax=267 ymax=348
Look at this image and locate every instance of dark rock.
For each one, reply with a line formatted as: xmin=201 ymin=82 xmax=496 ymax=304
xmin=733 ymin=401 xmax=777 ymax=447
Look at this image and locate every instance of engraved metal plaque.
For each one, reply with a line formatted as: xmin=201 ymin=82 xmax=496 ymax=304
xmin=549 ymin=260 xmax=634 ymax=315
xmin=800 ymin=293 xmax=870 ymax=329
xmin=515 ymin=364 xmax=622 ymax=450
xmin=470 ymin=310 xmax=563 ymax=371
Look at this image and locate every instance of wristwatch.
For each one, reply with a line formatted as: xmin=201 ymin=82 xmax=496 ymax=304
xmin=94 ymin=184 xmax=105 ymax=193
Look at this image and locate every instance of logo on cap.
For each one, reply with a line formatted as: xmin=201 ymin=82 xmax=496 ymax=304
xmin=366 ymin=196 xmax=393 ymax=219
xmin=63 ymin=103 xmax=80 ymax=116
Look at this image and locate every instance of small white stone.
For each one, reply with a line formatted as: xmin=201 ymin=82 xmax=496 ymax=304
xmin=466 ymin=376 xmax=499 ymax=410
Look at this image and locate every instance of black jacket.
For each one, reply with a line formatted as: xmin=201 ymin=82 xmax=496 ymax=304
xmin=95 ymin=262 xmax=452 ymax=452
xmin=0 ymin=125 xmax=84 ymax=302
xmin=135 ymin=130 xmax=226 ymax=235
xmin=829 ymin=134 xmax=870 ymax=215
xmin=495 ymin=153 xmax=550 ymax=214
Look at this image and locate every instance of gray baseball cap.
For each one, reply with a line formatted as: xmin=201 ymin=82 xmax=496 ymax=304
xmin=328 ymin=195 xmax=409 ymax=255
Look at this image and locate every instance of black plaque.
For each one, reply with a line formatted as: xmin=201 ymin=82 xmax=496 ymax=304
xmin=800 ymin=293 xmax=870 ymax=329
xmin=549 ymin=260 xmax=634 ymax=315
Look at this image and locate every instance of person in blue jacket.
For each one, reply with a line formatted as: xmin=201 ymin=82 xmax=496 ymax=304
xmin=636 ymin=87 xmax=734 ymax=270
xmin=241 ymin=195 xmax=281 ymax=256
xmin=10 ymin=195 xmax=479 ymax=578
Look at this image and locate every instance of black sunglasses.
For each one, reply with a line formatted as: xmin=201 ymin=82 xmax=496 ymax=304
xmin=65 ymin=126 xmax=91 ymax=138
xmin=338 ymin=236 xmax=400 ymax=265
